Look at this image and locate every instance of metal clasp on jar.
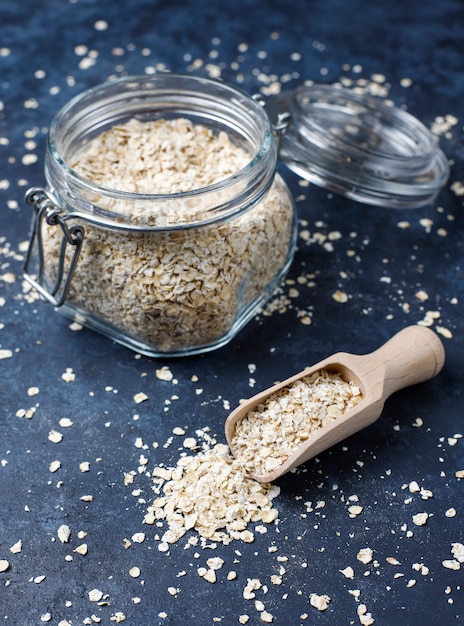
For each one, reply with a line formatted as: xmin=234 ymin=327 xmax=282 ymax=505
xmin=252 ymin=93 xmax=291 ymax=152
xmin=23 ymin=187 xmax=84 ymax=307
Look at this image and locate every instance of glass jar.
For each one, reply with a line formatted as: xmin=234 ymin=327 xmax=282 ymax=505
xmin=24 ymin=73 xmax=449 ymax=357
xmin=24 ymin=74 xmax=297 ymax=357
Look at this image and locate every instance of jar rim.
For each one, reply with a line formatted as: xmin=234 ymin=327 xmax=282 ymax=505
xmin=46 ymin=74 xmax=276 ymax=228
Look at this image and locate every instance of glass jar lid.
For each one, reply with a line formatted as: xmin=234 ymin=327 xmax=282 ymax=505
xmin=267 ymin=84 xmax=449 ymax=208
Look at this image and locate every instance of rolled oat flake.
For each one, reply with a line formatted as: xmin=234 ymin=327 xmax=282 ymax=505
xmin=24 ymin=75 xmax=448 ymax=356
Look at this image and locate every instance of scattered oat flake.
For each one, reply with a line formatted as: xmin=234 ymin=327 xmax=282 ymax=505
xmin=349 ymin=589 xmax=361 ymax=601
xmin=49 ymin=460 xmax=61 ymax=473
xmin=0 ymin=559 xmax=10 ymax=572
xmin=183 ymin=437 xmax=197 ymax=449
xmin=48 ymin=430 xmax=63 ymax=443
xmin=88 ymin=589 xmax=104 ymax=602
xmin=10 ymin=540 xmax=22 ymax=554
xmin=57 ymin=524 xmax=71 ymax=543
xmin=94 ymin=19 xmax=108 ymax=30
xmin=206 ymin=557 xmax=224 ymax=570
xmin=243 ymin=578 xmax=262 ymax=600
xmin=34 ymin=575 xmax=46 ymax=584
xmin=156 ymin=367 xmax=173 ymax=381
xmin=0 ymin=272 xmax=15 ymax=283
xmin=61 ymin=368 xmax=75 ymax=382
xmin=451 ymin=542 xmax=464 ymax=562
xmin=412 ymin=563 xmax=429 ymax=576
xmin=261 ymin=610 xmax=273 ymax=623
xmin=412 ymin=512 xmax=429 ymax=526
xmin=134 ymin=392 xmax=148 ymax=404
xmin=199 ymin=568 xmax=216 ymax=583
xmin=59 ymin=418 xmax=73 ymax=427
xmin=442 ymin=560 xmax=460 ymax=570
xmin=358 ymin=604 xmax=375 ymax=625
xmin=129 ymin=566 xmax=141 ymax=578
xmin=0 ymin=349 xmax=13 ymax=360
xmin=110 ymin=612 xmax=126 ymax=623
xmin=357 ymin=548 xmax=373 ymax=564
xmin=436 ymin=326 xmax=453 ymax=339
xmin=310 ymin=593 xmax=330 ymax=611
xmin=152 ymin=467 xmax=172 ymax=480
xmin=27 ymin=386 xmax=39 ymax=396
xmin=340 ymin=566 xmax=355 ymax=579
xmin=386 ymin=557 xmax=401 ymax=566
xmin=348 ymin=505 xmax=363 ymax=517
xmin=415 ymin=290 xmax=429 ymax=302
xmin=456 ymin=470 xmax=464 ymax=479
xmin=332 ymin=290 xmax=348 ymax=303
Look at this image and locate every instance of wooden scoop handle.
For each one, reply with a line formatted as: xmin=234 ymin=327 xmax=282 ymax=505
xmin=347 ymin=325 xmax=445 ymax=400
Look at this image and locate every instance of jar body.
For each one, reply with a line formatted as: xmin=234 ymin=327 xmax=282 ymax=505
xmin=28 ymin=75 xmax=297 ymax=356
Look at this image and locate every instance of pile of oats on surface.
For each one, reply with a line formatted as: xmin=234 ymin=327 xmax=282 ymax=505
xmin=42 ymin=117 xmax=294 ymax=353
xmin=144 ymin=442 xmax=280 ymax=548
xmin=231 ymin=369 xmax=363 ymax=477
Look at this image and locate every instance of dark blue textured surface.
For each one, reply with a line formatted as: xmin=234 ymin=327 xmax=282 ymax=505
xmin=1 ymin=0 xmax=463 ymax=624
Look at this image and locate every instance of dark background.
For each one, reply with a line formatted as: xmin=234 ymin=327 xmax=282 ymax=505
xmin=0 ymin=0 xmax=463 ymax=624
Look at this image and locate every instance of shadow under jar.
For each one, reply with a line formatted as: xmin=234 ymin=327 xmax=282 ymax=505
xmin=24 ymin=74 xmax=297 ymax=357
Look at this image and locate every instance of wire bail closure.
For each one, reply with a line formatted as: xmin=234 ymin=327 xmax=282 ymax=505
xmin=252 ymin=93 xmax=291 ymax=153
xmin=23 ymin=187 xmax=84 ymax=307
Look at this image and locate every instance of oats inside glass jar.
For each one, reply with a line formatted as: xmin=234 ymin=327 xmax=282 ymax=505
xmin=41 ymin=117 xmax=295 ymax=354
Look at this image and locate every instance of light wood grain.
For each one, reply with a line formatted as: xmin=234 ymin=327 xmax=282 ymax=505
xmin=225 ymin=325 xmax=445 ymax=482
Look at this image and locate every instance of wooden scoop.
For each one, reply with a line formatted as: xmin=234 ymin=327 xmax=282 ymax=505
xmin=225 ymin=325 xmax=445 ymax=482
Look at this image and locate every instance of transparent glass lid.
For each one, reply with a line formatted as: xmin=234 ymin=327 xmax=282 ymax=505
xmin=267 ymin=84 xmax=449 ymax=208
